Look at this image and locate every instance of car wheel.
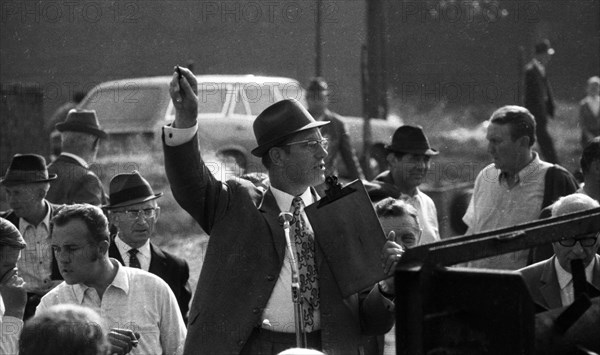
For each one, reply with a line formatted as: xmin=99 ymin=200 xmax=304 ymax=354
xmin=217 ymin=150 xmax=247 ymax=176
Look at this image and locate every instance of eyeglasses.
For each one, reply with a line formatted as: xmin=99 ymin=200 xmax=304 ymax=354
xmin=116 ymin=208 xmax=158 ymax=220
xmin=285 ymin=138 xmax=328 ymax=152
xmin=558 ymin=234 xmax=598 ymax=247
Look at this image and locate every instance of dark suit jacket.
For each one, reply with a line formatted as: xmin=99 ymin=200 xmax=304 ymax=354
xmin=519 ymin=255 xmax=600 ymax=310
xmin=46 ymin=154 xmax=107 ymax=206
xmin=163 ymin=133 xmax=394 ymax=355
xmin=108 ymin=239 xmax=191 ymax=324
xmin=524 ymin=61 xmax=555 ymax=124
xmin=320 ymin=109 xmax=364 ymax=180
xmin=0 ymin=202 xmax=64 ymax=281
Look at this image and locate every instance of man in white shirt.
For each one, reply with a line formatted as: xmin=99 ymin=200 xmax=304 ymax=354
xmin=0 ymin=154 xmax=64 ymax=320
xmin=365 ymin=125 xmax=441 ymax=245
xmin=38 ymin=204 xmax=186 ymax=355
xmin=519 ymin=193 xmax=600 ymax=310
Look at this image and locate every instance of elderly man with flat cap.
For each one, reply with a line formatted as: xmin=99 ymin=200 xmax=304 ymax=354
xmin=0 ymin=154 xmax=64 ymax=320
xmin=105 ymin=171 xmax=191 ymax=324
xmin=0 ymin=217 xmax=27 ymax=355
xmin=163 ymin=67 xmax=397 ymax=355
xmin=46 ymin=109 xmax=108 ymax=206
xmin=365 ymin=125 xmax=441 ymax=245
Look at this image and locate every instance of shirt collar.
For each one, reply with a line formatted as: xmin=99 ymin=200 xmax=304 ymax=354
xmin=498 ymin=152 xmax=541 ymax=185
xmin=554 ymin=256 xmax=596 ymax=289
xmin=60 ymin=152 xmax=89 ymax=168
xmin=270 ymin=186 xmax=315 ymax=212
xmin=115 ymin=234 xmax=151 ymax=260
xmin=72 ymin=259 xmax=129 ymax=303
xmin=19 ymin=200 xmax=52 ymax=233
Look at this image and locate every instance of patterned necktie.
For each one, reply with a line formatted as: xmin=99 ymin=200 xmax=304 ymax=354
xmin=291 ymin=196 xmax=319 ymax=332
xmin=128 ymin=249 xmax=141 ymax=269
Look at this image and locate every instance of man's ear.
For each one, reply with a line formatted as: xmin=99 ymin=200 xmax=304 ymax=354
xmin=386 ymin=153 xmax=396 ymax=166
xmin=269 ymin=147 xmax=285 ymax=167
xmin=517 ymin=135 xmax=530 ymax=148
xmin=98 ymin=240 xmax=110 ymax=256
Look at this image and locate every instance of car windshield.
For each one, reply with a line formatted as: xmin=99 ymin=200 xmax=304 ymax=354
xmin=83 ymin=86 xmax=167 ymax=132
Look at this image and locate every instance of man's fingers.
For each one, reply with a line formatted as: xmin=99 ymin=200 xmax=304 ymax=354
xmin=387 ymin=230 xmax=396 ymax=242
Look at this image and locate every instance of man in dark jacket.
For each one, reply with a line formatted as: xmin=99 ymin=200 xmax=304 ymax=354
xmin=104 ymin=171 xmax=191 ymax=324
xmin=46 ymin=109 xmax=108 ymax=206
xmin=163 ymin=67 xmax=398 ymax=355
xmin=306 ymin=77 xmax=364 ymax=182
xmin=524 ymin=39 xmax=559 ymax=164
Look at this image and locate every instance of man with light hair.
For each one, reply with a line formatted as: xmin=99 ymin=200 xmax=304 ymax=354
xmin=463 ymin=105 xmax=578 ymax=269
xmin=519 ymin=193 xmax=600 ymax=310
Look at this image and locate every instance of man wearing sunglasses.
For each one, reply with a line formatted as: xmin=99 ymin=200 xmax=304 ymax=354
xmin=519 ymin=193 xmax=600 ymax=310
xmin=163 ymin=67 xmax=397 ymax=355
xmin=104 ymin=171 xmax=191 ymax=324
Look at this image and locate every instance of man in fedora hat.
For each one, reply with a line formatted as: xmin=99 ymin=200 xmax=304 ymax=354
xmin=162 ymin=67 xmax=397 ymax=355
xmin=0 ymin=154 xmax=64 ymax=320
xmin=365 ymin=125 xmax=441 ymax=245
xmin=46 ymin=109 xmax=108 ymax=206
xmin=524 ymin=38 xmax=559 ymax=164
xmin=306 ymin=77 xmax=364 ymax=183
xmin=104 ymin=171 xmax=191 ymax=324
xmin=463 ymin=106 xmax=577 ymax=270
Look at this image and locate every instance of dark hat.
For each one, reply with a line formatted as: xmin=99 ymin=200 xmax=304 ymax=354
xmin=0 ymin=154 xmax=57 ymax=186
xmin=385 ymin=125 xmax=439 ymax=156
xmin=104 ymin=171 xmax=163 ymax=209
xmin=251 ymin=99 xmax=329 ymax=157
xmin=56 ymin=109 xmax=107 ymax=139
xmin=535 ymin=39 xmax=555 ymax=55
xmin=307 ymin=77 xmax=328 ymax=92
xmin=0 ymin=217 xmax=26 ymax=249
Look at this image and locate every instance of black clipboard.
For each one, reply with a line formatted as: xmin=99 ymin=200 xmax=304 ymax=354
xmin=305 ymin=177 xmax=388 ymax=298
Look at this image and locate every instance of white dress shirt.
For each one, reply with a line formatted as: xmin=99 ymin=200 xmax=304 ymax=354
xmin=555 ymin=257 xmax=596 ymax=307
xmin=114 ymin=235 xmax=151 ymax=271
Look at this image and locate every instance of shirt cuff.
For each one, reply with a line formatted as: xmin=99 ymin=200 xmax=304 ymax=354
xmin=163 ymin=123 xmax=198 ymax=146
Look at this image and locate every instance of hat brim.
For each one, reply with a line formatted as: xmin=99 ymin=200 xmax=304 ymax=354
xmin=103 ymin=192 xmax=163 ymax=210
xmin=56 ymin=122 xmax=108 ymax=139
xmin=0 ymin=174 xmax=57 ymax=186
xmin=251 ymin=121 xmax=330 ymax=157
xmin=384 ymin=146 xmax=439 ymax=156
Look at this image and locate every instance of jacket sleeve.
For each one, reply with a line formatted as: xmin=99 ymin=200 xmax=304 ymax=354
xmin=163 ymin=131 xmax=227 ymax=235
xmin=358 ymin=284 xmax=396 ymax=335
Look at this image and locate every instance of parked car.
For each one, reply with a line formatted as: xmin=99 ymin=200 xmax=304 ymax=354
xmin=79 ymin=75 xmax=399 ymax=177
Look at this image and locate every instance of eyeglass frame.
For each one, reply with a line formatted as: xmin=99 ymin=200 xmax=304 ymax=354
xmin=113 ymin=207 xmax=160 ymax=221
xmin=557 ymin=232 xmax=599 ymax=247
xmin=284 ymin=138 xmax=329 ymax=152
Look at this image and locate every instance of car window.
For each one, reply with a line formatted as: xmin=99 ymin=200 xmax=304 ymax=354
xmin=198 ymin=83 xmax=229 ymax=114
xmin=82 ymin=86 xmax=166 ymax=131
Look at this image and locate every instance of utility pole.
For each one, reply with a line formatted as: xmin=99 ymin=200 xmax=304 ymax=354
xmin=365 ymin=0 xmax=388 ymax=119
xmin=315 ymin=0 xmax=322 ymax=77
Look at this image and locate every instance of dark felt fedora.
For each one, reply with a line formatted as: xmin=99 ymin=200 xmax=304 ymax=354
xmin=251 ymin=99 xmax=329 ymax=157
xmin=385 ymin=125 xmax=439 ymax=156
xmin=56 ymin=109 xmax=107 ymax=139
xmin=104 ymin=171 xmax=163 ymax=209
xmin=0 ymin=154 xmax=57 ymax=186
xmin=535 ymin=39 xmax=555 ymax=55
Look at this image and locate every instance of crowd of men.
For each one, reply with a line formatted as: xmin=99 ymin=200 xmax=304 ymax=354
xmin=1 ymin=42 xmax=599 ymax=355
